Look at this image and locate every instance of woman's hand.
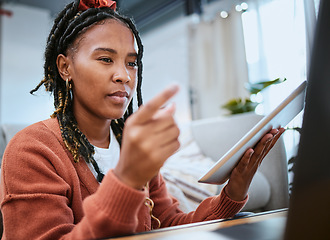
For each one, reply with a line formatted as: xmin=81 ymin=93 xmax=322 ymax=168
xmin=225 ymin=127 xmax=285 ymax=201
xmin=114 ymin=85 xmax=180 ymax=190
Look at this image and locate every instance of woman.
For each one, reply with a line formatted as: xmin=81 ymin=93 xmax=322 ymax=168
xmin=0 ymin=0 xmax=284 ymax=239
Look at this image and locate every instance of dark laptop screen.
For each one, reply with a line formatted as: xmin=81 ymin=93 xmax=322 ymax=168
xmin=284 ymin=0 xmax=330 ymax=239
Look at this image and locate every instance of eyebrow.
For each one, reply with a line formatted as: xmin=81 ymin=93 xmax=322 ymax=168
xmin=94 ymin=47 xmax=137 ymax=57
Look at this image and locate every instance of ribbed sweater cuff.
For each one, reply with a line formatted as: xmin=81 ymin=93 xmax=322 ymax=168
xmin=92 ymin=170 xmax=147 ymax=223
xmin=212 ymin=186 xmax=248 ymax=218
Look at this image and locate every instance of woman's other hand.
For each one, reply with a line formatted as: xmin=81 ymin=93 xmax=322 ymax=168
xmin=225 ymin=127 xmax=285 ymax=201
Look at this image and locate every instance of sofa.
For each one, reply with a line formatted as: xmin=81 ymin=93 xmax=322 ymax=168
xmin=0 ymin=113 xmax=289 ymax=214
xmin=162 ymin=113 xmax=289 ymax=213
xmin=192 ymin=113 xmax=289 ymax=210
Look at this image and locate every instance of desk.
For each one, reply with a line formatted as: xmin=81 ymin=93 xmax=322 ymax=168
xmin=114 ymin=209 xmax=288 ymax=240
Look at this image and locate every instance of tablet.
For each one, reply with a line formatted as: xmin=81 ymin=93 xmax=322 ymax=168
xmin=198 ymin=81 xmax=307 ymax=184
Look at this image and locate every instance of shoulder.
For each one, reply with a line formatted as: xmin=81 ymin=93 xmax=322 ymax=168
xmin=14 ymin=117 xmax=60 ymax=138
xmin=1 ymin=118 xmax=74 ymax=190
xmin=7 ymin=118 xmax=61 ymax=146
xmin=0 ymin=118 xmax=77 ymax=200
xmin=2 ymin=118 xmax=66 ymax=168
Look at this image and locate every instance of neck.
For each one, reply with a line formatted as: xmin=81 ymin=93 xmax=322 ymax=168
xmin=74 ymin=114 xmax=112 ymax=149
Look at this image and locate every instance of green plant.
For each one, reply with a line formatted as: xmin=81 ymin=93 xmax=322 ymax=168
xmin=222 ymin=98 xmax=258 ymax=115
xmin=222 ymin=78 xmax=287 ymax=115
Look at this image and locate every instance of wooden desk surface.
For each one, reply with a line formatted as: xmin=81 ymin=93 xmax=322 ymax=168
xmin=113 ymin=209 xmax=288 ymax=240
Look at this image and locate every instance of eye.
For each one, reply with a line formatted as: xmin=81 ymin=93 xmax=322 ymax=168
xmin=99 ymin=57 xmax=112 ymax=63
xmin=128 ymin=61 xmax=137 ymax=67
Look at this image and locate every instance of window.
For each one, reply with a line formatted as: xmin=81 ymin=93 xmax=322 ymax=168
xmin=241 ymin=0 xmax=307 ymax=114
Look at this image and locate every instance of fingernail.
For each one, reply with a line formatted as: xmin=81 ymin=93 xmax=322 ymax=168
xmin=166 ymin=102 xmax=176 ymax=114
xmin=168 ymin=84 xmax=179 ymax=93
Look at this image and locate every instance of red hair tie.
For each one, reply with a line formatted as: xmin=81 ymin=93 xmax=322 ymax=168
xmin=78 ymin=0 xmax=116 ymax=11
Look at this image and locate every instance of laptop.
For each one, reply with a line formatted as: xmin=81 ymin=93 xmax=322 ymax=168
xmin=284 ymin=0 xmax=330 ymax=239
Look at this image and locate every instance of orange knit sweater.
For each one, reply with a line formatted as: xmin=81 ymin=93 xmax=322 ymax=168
xmin=0 ymin=118 xmax=246 ymax=239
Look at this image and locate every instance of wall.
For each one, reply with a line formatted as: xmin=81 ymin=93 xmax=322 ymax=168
xmin=0 ymin=3 xmax=53 ymax=125
xmin=141 ymin=16 xmax=192 ymax=124
xmin=0 ymin=3 xmax=192 ymax=125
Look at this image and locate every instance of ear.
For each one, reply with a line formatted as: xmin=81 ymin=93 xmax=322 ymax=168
xmin=56 ymin=54 xmax=72 ymax=81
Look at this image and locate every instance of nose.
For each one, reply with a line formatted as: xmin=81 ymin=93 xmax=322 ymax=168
xmin=112 ymin=64 xmax=131 ymax=83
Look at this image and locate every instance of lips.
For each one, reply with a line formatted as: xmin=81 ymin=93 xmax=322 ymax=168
xmin=107 ymin=91 xmax=129 ymax=104
xmin=109 ymin=91 xmax=128 ymax=98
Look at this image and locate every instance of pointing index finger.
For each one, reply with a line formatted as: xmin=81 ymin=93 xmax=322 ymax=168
xmin=136 ymin=84 xmax=179 ymax=124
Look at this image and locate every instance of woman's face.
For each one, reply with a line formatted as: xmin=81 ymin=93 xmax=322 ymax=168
xmin=64 ymin=19 xmax=138 ymax=122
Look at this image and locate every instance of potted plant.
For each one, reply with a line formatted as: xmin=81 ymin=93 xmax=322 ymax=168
xmin=221 ymin=78 xmax=287 ymax=115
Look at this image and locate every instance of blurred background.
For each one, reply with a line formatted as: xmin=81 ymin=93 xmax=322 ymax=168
xmin=0 ymin=0 xmax=319 ymax=125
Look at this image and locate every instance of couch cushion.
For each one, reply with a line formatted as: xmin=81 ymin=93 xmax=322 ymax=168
xmin=191 ymin=113 xmax=264 ymax=161
xmin=242 ymin=171 xmax=270 ymax=211
xmin=161 ymin=121 xmax=271 ymax=212
xmin=190 ymin=114 xmax=289 ymax=211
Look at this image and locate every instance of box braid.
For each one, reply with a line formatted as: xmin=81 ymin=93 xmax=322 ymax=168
xmin=30 ymin=0 xmax=144 ymax=182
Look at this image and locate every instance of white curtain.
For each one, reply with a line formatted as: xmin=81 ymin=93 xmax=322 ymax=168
xmin=303 ymin=0 xmax=320 ymax=70
xmin=188 ymin=7 xmax=249 ymax=120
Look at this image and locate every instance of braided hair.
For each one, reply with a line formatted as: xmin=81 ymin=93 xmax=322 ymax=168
xmin=30 ymin=0 xmax=144 ymax=182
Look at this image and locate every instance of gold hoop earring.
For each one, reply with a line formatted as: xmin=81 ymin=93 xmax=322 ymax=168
xmin=66 ymin=78 xmax=72 ymax=90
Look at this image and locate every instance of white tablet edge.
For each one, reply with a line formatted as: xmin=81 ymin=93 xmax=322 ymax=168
xmin=198 ymin=81 xmax=307 ymax=184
